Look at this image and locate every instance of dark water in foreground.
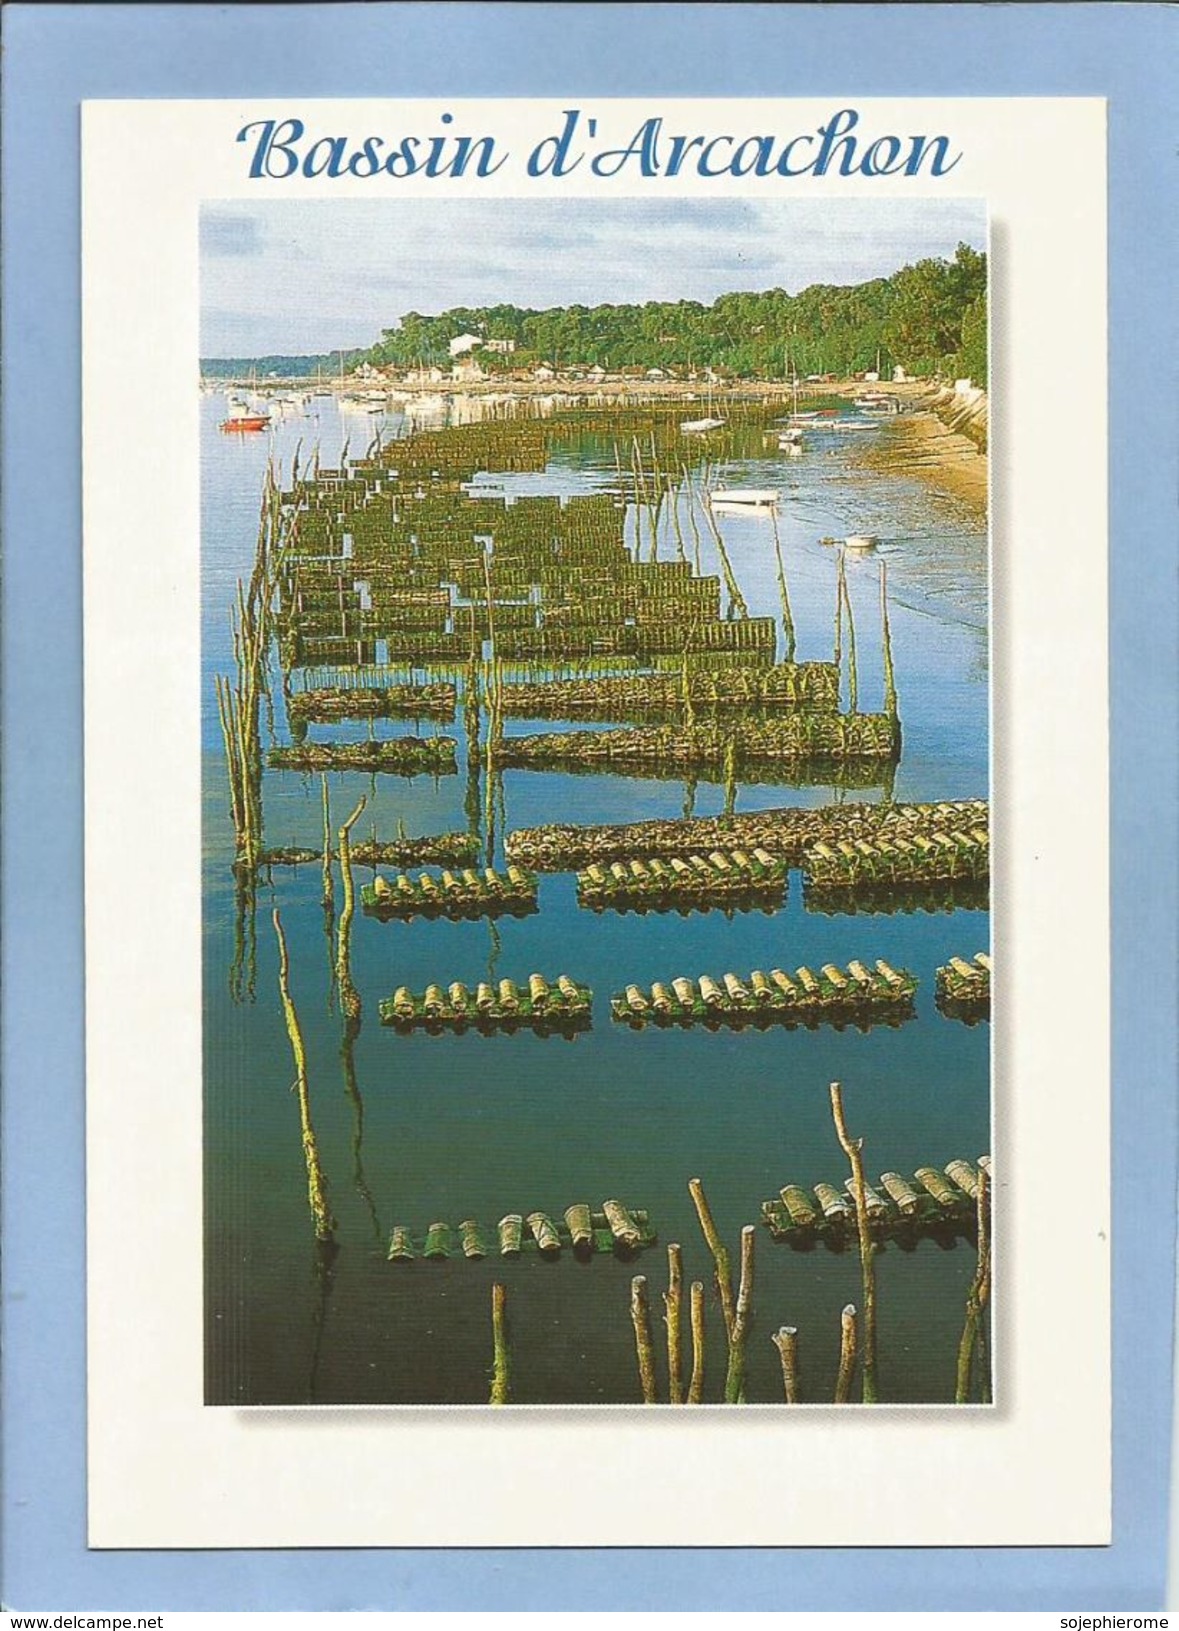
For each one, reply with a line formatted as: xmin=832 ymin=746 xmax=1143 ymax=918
xmin=203 ymin=393 xmax=989 ymax=1406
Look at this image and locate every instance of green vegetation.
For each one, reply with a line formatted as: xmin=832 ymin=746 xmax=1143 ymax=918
xmin=200 ymin=349 xmax=365 ymax=380
xmin=200 ymin=247 xmax=987 ymax=386
xmin=355 ymin=245 xmax=987 ymax=383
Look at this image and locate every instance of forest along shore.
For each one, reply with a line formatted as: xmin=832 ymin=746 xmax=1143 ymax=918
xmin=855 ymin=392 xmax=988 ymax=514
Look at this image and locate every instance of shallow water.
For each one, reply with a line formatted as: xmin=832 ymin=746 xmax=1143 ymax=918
xmin=203 ymin=393 xmax=989 ymax=1407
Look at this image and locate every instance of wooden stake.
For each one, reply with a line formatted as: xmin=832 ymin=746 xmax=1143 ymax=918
xmin=681 ymin=463 xmax=704 ymax=576
xmin=771 ymin=1326 xmax=800 ymax=1403
xmin=663 ymin=1243 xmax=684 ymax=1404
xmin=335 ymin=794 xmax=367 ymax=1023
xmin=688 ymin=1281 xmax=706 ymax=1403
xmin=880 ymin=559 xmax=898 ymax=722
xmin=490 ymin=1282 xmax=511 ymax=1405
xmin=839 ymin=548 xmax=858 ymax=714
xmin=770 ymin=508 xmax=797 ymax=664
xmin=955 ymin=1167 xmax=992 ymax=1403
xmin=320 ymin=774 xmax=334 ymax=910
xmin=631 ymin=1274 xmax=658 ymax=1403
xmin=273 ymin=908 xmax=334 ymax=1242
xmin=835 ymin=1303 xmax=858 ymax=1403
xmin=722 ymin=735 xmax=738 ymax=819
xmin=829 ymin=1081 xmax=878 ymax=1402
xmin=688 ymin=1177 xmax=736 ymax=1341
xmin=724 ymin=1224 xmax=755 ymax=1404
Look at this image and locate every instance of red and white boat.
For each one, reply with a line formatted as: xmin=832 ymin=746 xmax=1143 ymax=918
xmin=220 ymin=407 xmax=270 ymax=432
xmin=220 ymin=395 xmax=271 ymax=432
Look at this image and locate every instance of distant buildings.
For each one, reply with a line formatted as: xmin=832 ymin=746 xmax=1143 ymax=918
xmin=448 ymin=332 xmax=484 ymax=358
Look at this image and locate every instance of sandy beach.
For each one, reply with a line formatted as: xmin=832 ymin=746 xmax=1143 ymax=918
xmin=855 ymin=407 xmax=988 ymax=513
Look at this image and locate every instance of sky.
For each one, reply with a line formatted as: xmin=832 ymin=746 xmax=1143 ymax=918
xmin=200 ymin=196 xmax=986 ymax=358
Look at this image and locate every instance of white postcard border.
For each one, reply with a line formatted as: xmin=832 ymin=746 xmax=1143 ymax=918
xmin=83 ymin=96 xmax=1108 ymax=1548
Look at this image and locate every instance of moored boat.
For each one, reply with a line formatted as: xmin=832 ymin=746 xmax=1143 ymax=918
xmin=709 ymin=487 xmax=778 ymax=506
xmin=220 ymin=405 xmax=270 ymax=432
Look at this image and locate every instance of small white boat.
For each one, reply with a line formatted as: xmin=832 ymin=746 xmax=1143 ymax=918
xmin=709 ymin=487 xmax=778 ymax=507
xmin=778 ymin=429 xmax=804 ymax=448
xmin=681 ymin=416 xmax=726 ymax=433
xmin=844 ymin=533 xmax=879 ymax=551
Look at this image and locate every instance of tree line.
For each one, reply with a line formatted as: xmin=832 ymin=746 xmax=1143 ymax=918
xmin=201 ymin=245 xmax=986 ymax=385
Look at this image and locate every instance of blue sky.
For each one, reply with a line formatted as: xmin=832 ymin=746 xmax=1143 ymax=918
xmin=200 ymin=197 xmax=986 ymax=357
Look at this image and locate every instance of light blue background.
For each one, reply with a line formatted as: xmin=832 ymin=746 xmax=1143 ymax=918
xmin=3 ymin=2 xmax=1177 ymax=1610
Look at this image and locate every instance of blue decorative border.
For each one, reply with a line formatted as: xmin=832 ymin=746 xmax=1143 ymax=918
xmin=4 ymin=2 xmax=1177 ymax=1609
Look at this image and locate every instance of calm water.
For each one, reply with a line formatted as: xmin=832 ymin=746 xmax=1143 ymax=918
xmin=203 ymin=393 xmax=989 ymax=1407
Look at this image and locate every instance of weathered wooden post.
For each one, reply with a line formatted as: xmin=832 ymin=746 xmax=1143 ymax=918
xmin=490 ymin=1282 xmax=511 ymax=1405
xmin=273 ymin=908 xmax=334 ymax=1243
xmin=724 ymin=1225 xmax=755 ymax=1404
xmin=955 ymin=1166 xmax=992 ymax=1403
xmin=688 ymin=1281 xmax=706 ymax=1403
xmin=829 ymin=1081 xmax=878 ymax=1402
xmin=835 ymin=1303 xmax=858 ymax=1403
xmin=770 ymin=506 xmax=797 ymax=663
xmin=663 ymin=1243 xmax=685 ymax=1404
xmin=688 ymin=1177 xmax=736 ymax=1342
xmin=335 ymin=794 xmax=367 ymax=1024
xmin=880 ymin=558 xmax=898 ymax=725
xmin=320 ymin=774 xmax=334 ymax=910
xmin=839 ymin=547 xmax=858 ymax=714
xmin=771 ymin=1326 xmax=800 ymax=1403
xmin=631 ymin=1275 xmax=658 ymax=1403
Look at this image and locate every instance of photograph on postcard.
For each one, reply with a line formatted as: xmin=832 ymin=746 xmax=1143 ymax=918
xmin=200 ymin=195 xmax=990 ymax=1409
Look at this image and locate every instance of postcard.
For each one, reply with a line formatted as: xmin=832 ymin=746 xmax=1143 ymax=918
xmin=81 ymin=95 xmax=1108 ymax=1549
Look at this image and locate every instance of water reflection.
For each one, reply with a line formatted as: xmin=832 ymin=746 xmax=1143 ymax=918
xmin=203 ymin=391 xmax=990 ymax=1406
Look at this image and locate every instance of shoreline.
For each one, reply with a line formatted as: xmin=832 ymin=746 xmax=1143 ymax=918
xmin=211 ymin=370 xmax=988 ymax=513
xmin=853 ymin=405 xmax=988 ymax=514
xmin=208 ymin=375 xmax=938 ymax=407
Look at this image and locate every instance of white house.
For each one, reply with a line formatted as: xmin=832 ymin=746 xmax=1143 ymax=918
xmin=449 ymin=333 xmax=483 ymax=359
xmin=484 ymin=338 xmax=516 ymax=355
xmin=452 ymin=358 xmax=487 ymax=383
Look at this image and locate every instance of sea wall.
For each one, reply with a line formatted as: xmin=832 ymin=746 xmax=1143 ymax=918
xmin=927 ymin=381 xmax=989 ymax=454
xmin=854 ymin=383 xmax=988 ymax=512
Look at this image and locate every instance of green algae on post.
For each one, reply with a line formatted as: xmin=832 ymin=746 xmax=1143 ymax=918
xmin=272 ymin=908 xmax=335 ymax=1244
xmin=335 ymin=795 xmax=366 ymax=1026
xmin=490 ymin=1283 xmax=511 ymax=1405
xmin=829 ymin=1082 xmax=878 ymax=1403
xmin=630 ymin=1275 xmax=659 ymax=1404
xmin=724 ymin=1225 xmax=756 ymax=1404
xmin=956 ymin=1166 xmax=993 ymax=1404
